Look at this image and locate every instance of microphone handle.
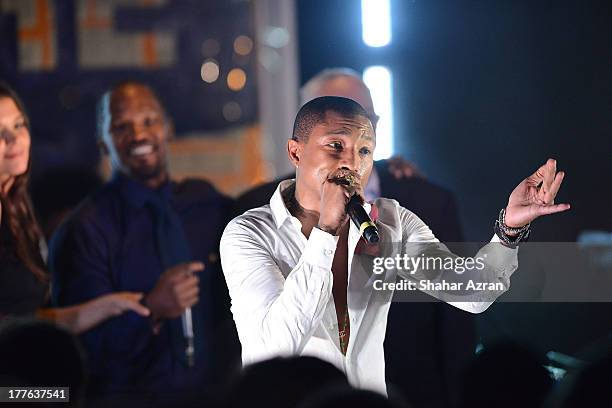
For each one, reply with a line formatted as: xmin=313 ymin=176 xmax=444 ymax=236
xmin=347 ymin=195 xmax=380 ymax=244
xmin=181 ymin=307 xmax=195 ymax=367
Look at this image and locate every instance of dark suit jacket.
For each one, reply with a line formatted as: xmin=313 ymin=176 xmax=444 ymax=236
xmin=373 ymin=161 xmax=474 ymax=408
xmin=234 ymin=160 xmax=474 ymax=408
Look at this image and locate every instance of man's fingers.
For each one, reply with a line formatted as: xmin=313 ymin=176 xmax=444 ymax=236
xmin=527 ymin=161 xmax=549 ymax=186
xmin=173 ymin=261 xmax=205 ymax=275
xmin=183 ymin=295 xmax=199 ymax=308
xmin=181 ymin=294 xmax=199 ymax=308
xmin=174 ymin=275 xmax=199 ymax=293
xmin=178 ymin=285 xmax=199 ymax=300
xmin=327 ymin=178 xmax=356 ymax=201
xmin=546 ymin=171 xmax=565 ymax=203
xmin=387 ymin=156 xmax=420 ymax=179
xmin=166 ymin=262 xmax=205 ymax=283
xmin=183 ymin=262 xmax=205 ymax=274
xmin=542 ymin=158 xmax=556 ymax=193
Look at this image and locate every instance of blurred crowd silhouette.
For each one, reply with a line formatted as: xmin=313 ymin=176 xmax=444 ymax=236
xmin=1 ymin=318 xmax=612 ymax=407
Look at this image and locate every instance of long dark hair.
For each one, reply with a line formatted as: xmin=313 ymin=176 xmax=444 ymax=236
xmin=0 ymin=82 xmax=47 ymax=282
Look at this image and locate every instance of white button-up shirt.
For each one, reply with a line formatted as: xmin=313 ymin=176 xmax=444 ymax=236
xmin=220 ymin=180 xmax=518 ymax=394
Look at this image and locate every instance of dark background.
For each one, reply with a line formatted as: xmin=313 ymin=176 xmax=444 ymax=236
xmin=297 ymin=0 xmax=611 ymax=241
xmin=0 ymin=0 xmax=257 ymax=178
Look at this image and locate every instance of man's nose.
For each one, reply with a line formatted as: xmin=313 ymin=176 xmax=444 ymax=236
xmin=339 ymin=149 xmax=359 ymax=172
xmin=128 ymin=123 xmax=149 ymax=142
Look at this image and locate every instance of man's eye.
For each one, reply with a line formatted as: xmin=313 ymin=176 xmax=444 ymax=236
xmin=360 ymin=147 xmax=372 ymax=156
xmin=144 ymin=116 xmax=160 ymax=127
xmin=111 ymin=123 xmax=129 ymax=134
xmin=328 ymin=142 xmax=342 ymax=150
xmin=14 ymin=121 xmax=25 ymax=130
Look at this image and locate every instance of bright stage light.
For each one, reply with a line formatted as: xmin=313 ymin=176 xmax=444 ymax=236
xmin=361 ymin=0 xmax=391 ymax=47
xmin=363 ymin=66 xmax=393 ymax=160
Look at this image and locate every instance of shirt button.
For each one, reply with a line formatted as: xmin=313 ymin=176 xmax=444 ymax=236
xmin=324 ymin=249 xmax=333 ymax=256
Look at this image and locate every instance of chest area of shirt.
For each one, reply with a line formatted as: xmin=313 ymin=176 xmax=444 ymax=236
xmin=108 ymin=206 xmax=222 ymax=291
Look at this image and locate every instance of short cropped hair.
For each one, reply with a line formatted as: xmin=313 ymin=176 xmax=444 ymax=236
xmin=292 ymin=96 xmax=369 ymax=142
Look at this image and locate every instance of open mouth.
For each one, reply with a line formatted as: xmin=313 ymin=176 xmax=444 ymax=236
xmin=130 ymin=144 xmax=155 ymax=157
xmin=329 ymin=168 xmax=360 ymax=186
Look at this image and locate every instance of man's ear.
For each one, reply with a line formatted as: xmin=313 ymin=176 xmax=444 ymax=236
xmin=287 ymin=138 xmax=302 ymax=168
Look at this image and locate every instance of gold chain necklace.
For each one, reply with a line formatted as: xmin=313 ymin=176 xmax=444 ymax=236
xmin=338 ymin=307 xmax=350 ymax=355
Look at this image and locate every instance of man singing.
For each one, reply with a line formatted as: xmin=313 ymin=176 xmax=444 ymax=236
xmin=220 ymin=96 xmax=568 ymax=394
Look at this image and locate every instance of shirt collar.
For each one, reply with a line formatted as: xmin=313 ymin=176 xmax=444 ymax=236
xmin=270 ymin=179 xmax=295 ymax=229
xmin=114 ymin=172 xmax=174 ymax=209
xmin=269 ymin=179 xmax=373 ymax=229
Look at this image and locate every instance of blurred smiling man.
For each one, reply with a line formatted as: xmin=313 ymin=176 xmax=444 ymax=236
xmin=101 ymin=83 xmax=170 ymax=187
xmin=49 ymin=82 xmax=239 ymax=401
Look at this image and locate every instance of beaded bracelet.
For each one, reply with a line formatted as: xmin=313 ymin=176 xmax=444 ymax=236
xmin=494 ymin=208 xmax=531 ymax=246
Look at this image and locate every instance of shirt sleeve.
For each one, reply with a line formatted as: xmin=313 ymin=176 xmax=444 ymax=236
xmin=220 ymin=219 xmax=336 ymax=364
xmin=49 ymin=218 xmax=156 ymax=376
xmin=397 ymin=205 xmax=518 ymax=314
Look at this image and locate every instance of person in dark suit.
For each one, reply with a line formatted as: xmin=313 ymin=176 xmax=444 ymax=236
xmin=234 ymin=68 xmax=474 ymax=408
xmin=49 ymin=82 xmax=240 ymax=403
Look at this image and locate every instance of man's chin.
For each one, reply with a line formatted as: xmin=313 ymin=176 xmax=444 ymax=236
xmin=126 ymin=164 xmax=166 ymax=183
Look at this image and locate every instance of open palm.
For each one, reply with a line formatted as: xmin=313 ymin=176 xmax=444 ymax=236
xmin=504 ymin=158 xmax=570 ymax=228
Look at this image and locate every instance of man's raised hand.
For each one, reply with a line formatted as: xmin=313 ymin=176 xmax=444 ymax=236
xmin=504 ymin=158 xmax=570 ymax=228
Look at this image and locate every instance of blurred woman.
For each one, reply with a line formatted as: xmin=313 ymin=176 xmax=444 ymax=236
xmin=0 ymin=81 xmax=149 ymax=332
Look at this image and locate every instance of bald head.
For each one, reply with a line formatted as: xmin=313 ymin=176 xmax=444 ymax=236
xmin=300 ymin=69 xmax=378 ymax=130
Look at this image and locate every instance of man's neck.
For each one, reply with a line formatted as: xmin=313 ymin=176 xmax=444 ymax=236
xmin=283 ymin=182 xmax=320 ymax=238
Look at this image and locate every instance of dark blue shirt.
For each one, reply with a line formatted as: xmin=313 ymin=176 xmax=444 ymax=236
xmin=49 ymin=173 xmax=240 ymax=397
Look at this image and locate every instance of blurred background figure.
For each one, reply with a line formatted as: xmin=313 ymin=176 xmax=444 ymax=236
xmin=298 ymin=387 xmax=410 ymax=408
xmin=49 ymin=81 xmax=240 ymax=403
xmin=225 ymin=356 xmax=349 ymax=408
xmin=543 ymin=339 xmax=612 ymax=408
xmin=0 ymin=81 xmax=153 ymax=331
xmin=0 ymin=319 xmax=88 ymax=407
xmin=0 ymin=319 xmax=87 ymax=408
xmin=459 ymin=341 xmax=553 ymax=408
xmin=30 ymin=164 xmax=102 ymax=241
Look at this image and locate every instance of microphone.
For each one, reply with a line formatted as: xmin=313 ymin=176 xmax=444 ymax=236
xmin=181 ymin=307 xmax=195 ymax=367
xmin=347 ymin=194 xmax=380 ymax=244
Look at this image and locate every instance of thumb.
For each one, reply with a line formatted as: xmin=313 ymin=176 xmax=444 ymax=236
xmin=535 ymin=203 xmax=571 ymax=218
xmin=184 ymin=261 xmax=205 ymax=274
xmin=167 ymin=261 xmax=205 ymax=282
